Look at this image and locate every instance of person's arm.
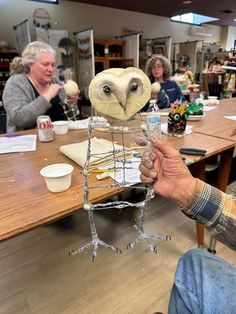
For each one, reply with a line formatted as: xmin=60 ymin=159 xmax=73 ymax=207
xmin=182 ymin=179 xmax=236 ymax=250
xmin=3 ymin=75 xmax=52 ymax=129
xmin=139 ymin=136 xmax=236 ymax=250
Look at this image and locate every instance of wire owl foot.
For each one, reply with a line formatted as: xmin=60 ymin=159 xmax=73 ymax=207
xmin=127 ymin=225 xmax=171 ymax=254
xmin=69 ymin=238 xmax=122 ymax=262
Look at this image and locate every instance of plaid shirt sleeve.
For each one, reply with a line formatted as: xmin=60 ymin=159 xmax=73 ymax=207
xmin=182 ymin=179 xmax=236 ymax=250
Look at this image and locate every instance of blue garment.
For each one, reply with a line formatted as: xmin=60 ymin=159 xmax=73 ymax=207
xmin=168 ymin=248 xmax=236 ymax=314
xmin=160 ymin=80 xmax=183 ymax=104
xmin=156 ymin=89 xmax=170 ymax=109
xmin=141 ymin=80 xmax=184 ymax=112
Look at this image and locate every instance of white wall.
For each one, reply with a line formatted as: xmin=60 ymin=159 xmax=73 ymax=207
xmin=225 ymin=26 xmax=236 ymax=51
xmin=0 ymin=0 xmax=222 ymax=49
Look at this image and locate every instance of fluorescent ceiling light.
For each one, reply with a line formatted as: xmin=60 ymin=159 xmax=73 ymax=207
xmin=171 ymin=12 xmax=219 ymax=25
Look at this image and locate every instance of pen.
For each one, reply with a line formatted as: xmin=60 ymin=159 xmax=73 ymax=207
xmin=4 ymin=134 xmax=23 ymax=137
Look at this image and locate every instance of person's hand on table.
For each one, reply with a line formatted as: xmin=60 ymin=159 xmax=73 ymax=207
xmin=138 ymin=135 xmax=197 ymax=208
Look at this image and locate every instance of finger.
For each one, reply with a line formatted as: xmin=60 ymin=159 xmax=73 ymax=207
xmin=151 ymin=135 xmax=180 ymax=157
xmin=141 ymin=152 xmax=155 ymax=169
xmin=140 ymin=173 xmax=155 ymax=183
xmin=139 ymin=163 xmax=158 ymax=179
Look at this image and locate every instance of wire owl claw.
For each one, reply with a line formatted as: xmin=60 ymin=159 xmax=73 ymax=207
xmin=127 ymin=224 xmax=170 ymax=254
xmin=69 ymin=239 xmax=122 ymax=262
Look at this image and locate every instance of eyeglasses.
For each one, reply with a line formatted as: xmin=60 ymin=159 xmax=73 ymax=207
xmin=152 ymin=64 xmax=163 ymax=69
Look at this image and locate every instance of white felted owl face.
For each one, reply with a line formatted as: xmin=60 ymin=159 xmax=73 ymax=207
xmin=89 ymin=67 xmax=151 ymax=121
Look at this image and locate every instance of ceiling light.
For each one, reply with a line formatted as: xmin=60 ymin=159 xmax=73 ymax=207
xmin=183 ymin=0 xmax=192 ymax=4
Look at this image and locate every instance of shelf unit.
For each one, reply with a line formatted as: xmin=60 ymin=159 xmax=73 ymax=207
xmin=94 ymin=39 xmax=126 ymax=74
xmin=0 ymin=51 xmax=18 ymax=106
xmin=0 ymin=50 xmax=18 ymax=133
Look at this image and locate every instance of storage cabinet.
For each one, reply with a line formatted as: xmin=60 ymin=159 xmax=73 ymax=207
xmin=94 ymin=39 xmax=126 ymax=74
xmin=0 ymin=50 xmax=18 ymax=105
xmin=0 ymin=50 xmax=18 ymax=133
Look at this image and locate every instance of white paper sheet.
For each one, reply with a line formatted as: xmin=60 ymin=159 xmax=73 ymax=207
xmin=99 ymin=158 xmax=141 ymax=185
xmin=224 ymin=115 xmax=236 ymax=121
xmin=68 ymin=117 xmax=108 ymax=129
xmin=203 ymin=106 xmax=217 ymax=112
xmin=161 ymin=123 xmax=193 ymax=136
xmin=0 ymin=134 xmax=37 ymax=154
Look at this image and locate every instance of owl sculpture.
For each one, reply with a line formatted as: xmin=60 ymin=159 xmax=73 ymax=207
xmin=70 ymin=67 xmax=170 ymax=261
xmin=89 ymin=67 xmax=151 ymax=121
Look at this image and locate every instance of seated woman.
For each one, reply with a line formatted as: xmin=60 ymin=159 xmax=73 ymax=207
xmin=142 ymin=55 xmax=183 ymax=111
xmin=3 ymin=41 xmax=80 ymax=132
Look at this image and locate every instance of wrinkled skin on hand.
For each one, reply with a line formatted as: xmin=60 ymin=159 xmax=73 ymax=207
xmin=138 ymin=135 xmax=196 ymax=206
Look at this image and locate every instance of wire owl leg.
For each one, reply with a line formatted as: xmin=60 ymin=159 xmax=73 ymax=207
xmin=127 ymin=198 xmax=171 ymax=254
xmin=69 ymin=208 xmax=122 ymax=262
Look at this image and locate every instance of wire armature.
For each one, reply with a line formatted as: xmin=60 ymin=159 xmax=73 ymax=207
xmin=69 ymin=116 xmax=170 ymax=261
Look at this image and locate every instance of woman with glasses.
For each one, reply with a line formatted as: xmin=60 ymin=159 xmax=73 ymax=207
xmin=144 ymin=55 xmax=183 ymax=110
xmin=3 ymin=41 xmax=79 ymax=132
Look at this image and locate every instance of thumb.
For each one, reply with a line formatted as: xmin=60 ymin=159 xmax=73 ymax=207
xmin=150 ymin=135 xmax=179 ymax=158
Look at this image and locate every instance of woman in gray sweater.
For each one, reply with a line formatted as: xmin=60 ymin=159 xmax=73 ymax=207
xmin=3 ymin=41 xmax=79 ymax=132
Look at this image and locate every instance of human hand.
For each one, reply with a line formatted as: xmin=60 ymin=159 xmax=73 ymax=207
xmin=65 ymin=93 xmax=79 ymax=106
xmin=139 ymin=135 xmax=197 ymax=207
xmin=43 ymin=84 xmax=63 ymax=102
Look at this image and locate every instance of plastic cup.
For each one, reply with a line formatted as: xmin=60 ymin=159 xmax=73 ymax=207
xmin=52 ymin=121 xmax=69 ymax=135
xmin=40 ymin=163 xmax=74 ymax=192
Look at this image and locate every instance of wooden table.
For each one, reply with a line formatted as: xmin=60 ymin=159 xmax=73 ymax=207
xmin=0 ymin=118 xmax=235 ymax=244
xmin=193 ymin=98 xmax=236 ymax=141
xmin=0 ymin=128 xmax=125 ymax=241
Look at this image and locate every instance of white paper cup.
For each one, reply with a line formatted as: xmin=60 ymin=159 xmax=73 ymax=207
xmin=52 ymin=121 xmax=69 ymax=135
xmin=40 ymin=163 xmax=74 ymax=192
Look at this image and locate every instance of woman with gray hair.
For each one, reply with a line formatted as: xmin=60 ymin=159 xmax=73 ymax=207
xmin=144 ymin=55 xmax=183 ymax=110
xmin=3 ymin=41 xmax=79 ymax=132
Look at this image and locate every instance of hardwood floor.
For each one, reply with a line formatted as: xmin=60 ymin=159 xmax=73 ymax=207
xmin=1 ymin=195 xmax=236 ymax=314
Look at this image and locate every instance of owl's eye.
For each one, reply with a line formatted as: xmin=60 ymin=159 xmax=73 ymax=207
xmin=130 ymin=82 xmax=138 ymax=92
xmin=102 ymin=84 xmax=111 ymax=94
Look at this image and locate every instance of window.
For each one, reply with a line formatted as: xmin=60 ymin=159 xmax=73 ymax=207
xmin=29 ymin=0 xmax=58 ymax=4
xmin=171 ymin=13 xmax=219 ymax=25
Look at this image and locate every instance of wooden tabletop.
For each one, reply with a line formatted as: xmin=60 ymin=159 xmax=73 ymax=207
xmin=192 ymin=98 xmax=236 ymax=141
xmin=0 ymin=114 xmax=235 ymax=241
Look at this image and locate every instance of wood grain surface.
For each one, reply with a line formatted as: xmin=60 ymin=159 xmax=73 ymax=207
xmin=0 ymin=114 xmax=235 ymax=241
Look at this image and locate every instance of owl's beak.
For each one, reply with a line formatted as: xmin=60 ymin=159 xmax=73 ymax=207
xmin=117 ymin=94 xmax=127 ymax=109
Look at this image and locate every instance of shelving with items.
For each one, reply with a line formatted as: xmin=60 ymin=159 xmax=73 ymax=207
xmin=0 ymin=50 xmax=18 ymax=103
xmin=94 ymin=39 xmax=127 ymax=74
xmin=221 ymin=57 xmax=236 ymax=97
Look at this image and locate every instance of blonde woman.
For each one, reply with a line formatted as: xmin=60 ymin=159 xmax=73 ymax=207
xmin=3 ymin=41 xmax=79 ymax=132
